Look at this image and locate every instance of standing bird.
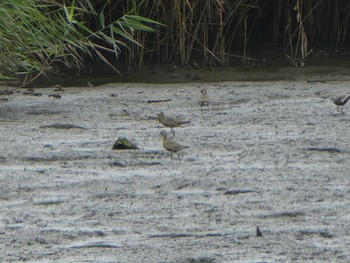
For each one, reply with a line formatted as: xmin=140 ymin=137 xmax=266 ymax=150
xmin=157 ymin=112 xmax=190 ymax=137
xmin=198 ymin=88 xmax=209 ymax=112
xmin=332 ymin=95 xmax=350 ymax=112
xmin=160 ymin=130 xmax=183 ymax=160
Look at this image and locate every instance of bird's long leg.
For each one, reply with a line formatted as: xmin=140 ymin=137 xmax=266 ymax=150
xmin=165 ymin=130 xmax=172 ymax=137
xmin=177 ymin=152 xmax=181 ymax=160
xmin=170 ymin=152 xmax=173 ymax=161
xmin=171 ymin=128 xmax=175 ymax=138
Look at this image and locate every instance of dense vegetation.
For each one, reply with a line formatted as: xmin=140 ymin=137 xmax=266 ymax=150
xmin=1 ymin=0 xmax=350 ymax=84
xmin=133 ymin=0 xmax=350 ymax=67
xmin=0 ymin=0 xmax=158 ymax=84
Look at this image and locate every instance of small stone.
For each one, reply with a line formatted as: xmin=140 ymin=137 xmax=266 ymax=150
xmin=49 ymin=94 xmax=61 ymax=99
xmin=23 ymin=88 xmax=35 ymax=95
xmin=53 ymin=85 xmax=65 ymax=91
xmin=112 ymin=137 xmax=138 ymax=150
xmin=256 ymin=226 xmax=263 ymax=237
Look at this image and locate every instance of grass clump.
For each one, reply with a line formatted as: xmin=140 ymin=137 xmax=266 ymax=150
xmin=0 ymin=0 xmax=159 ymax=84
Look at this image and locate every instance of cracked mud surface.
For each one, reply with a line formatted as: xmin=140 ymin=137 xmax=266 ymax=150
xmin=1 ymin=77 xmax=350 ymax=262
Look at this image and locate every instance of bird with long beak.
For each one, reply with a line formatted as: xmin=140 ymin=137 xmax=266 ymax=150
xmin=160 ymin=130 xmax=184 ymax=160
xmin=157 ymin=112 xmax=190 ymax=137
xmin=332 ymin=95 xmax=350 ymax=112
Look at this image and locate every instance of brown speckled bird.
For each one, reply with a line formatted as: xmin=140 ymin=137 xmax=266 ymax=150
xmin=198 ymin=88 xmax=209 ymax=111
xmin=160 ymin=130 xmax=183 ymax=160
xmin=157 ymin=112 xmax=190 ymax=137
xmin=332 ymin=95 xmax=350 ymax=112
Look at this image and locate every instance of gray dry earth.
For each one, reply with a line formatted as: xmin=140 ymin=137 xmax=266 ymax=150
xmin=1 ymin=78 xmax=350 ymax=263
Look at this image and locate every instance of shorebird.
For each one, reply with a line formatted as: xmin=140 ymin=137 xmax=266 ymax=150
xmin=160 ymin=130 xmax=183 ymax=160
xmin=157 ymin=112 xmax=190 ymax=137
xmin=198 ymin=88 xmax=209 ymax=111
xmin=332 ymin=95 xmax=350 ymax=112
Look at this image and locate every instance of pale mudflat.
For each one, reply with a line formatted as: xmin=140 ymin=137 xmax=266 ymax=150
xmin=0 ymin=77 xmax=350 ymax=262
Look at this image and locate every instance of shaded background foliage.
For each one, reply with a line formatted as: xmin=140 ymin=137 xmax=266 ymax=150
xmin=1 ymin=0 xmax=350 ymax=84
xmin=127 ymin=0 xmax=350 ymax=66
